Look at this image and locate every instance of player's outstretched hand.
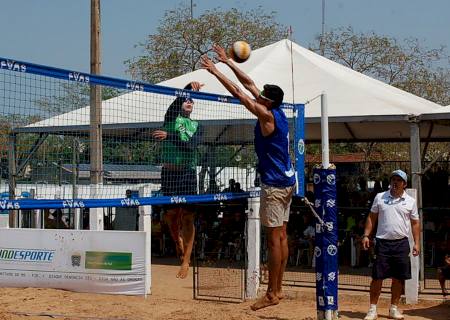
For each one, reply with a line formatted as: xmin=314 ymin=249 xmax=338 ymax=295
xmin=189 ymin=81 xmax=204 ymax=91
xmin=201 ymin=55 xmax=217 ymax=74
xmin=152 ymin=130 xmax=167 ymax=140
xmin=212 ymin=44 xmax=228 ymax=63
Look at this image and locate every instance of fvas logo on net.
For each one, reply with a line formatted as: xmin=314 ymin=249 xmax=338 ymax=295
xmin=68 ymin=72 xmax=90 ymax=83
xmin=0 ymin=200 xmax=20 ymax=210
xmin=175 ymin=90 xmax=190 ymax=98
xmin=217 ymin=96 xmax=229 ymax=103
xmin=62 ymin=200 xmax=85 ymax=208
xmin=0 ymin=60 xmax=26 ymax=72
xmin=126 ymin=82 xmax=144 ymax=91
xmin=249 ymin=190 xmax=260 ymax=198
xmin=213 ymin=194 xmax=228 ymax=201
xmin=121 ymin=198 xmax=140 ymax=207
xmin=170 ymin=196 xmax=186 ymax=204
xmin=0 ymin=248 xmax=55 ymax=263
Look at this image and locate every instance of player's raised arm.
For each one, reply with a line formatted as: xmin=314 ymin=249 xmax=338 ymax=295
xmin=212 ymin=44 xmax=259 ymax=99
xmin=201 ymin=55 xmax=274 ymax=136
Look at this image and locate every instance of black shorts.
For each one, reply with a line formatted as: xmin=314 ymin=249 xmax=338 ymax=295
xmin=372 ymin=237 xmax=411 ymax=280
xmin=161 ymin=167 xmax=197 ymax=211
xmin=440 ymin=265 xmax=450 ymax=280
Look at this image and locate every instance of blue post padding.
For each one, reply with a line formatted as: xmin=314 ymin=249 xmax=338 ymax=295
xmin=294 ymin=104 xmax=305 ymax=197
xmin=313 ymin=167 xmax=338 ymax=311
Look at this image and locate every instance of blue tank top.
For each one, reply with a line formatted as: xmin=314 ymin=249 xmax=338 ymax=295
xmin=254 ymin=108 xmax=296 ymax=187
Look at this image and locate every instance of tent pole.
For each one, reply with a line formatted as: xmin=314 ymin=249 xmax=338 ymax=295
xmin=321 ymin=92 xmax=329 ymax=168
xmin=409 ymin=116 xmax=424 ymax=288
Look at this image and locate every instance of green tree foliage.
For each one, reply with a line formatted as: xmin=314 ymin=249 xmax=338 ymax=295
xmin=125 ymin=4 xmax=288 ymax=83
xmin=309 ymin=27 xmax=450 ymax=175
xmin=312 ymin=26 xmax=450 ymax=105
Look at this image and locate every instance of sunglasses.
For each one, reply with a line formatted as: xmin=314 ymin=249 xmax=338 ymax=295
xmin=258 ymin=91 xmax=274 ymax=103
xmin=184 ymin=97 xmax=194 ymax=103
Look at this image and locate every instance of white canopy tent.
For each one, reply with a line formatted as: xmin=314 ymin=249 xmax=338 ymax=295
xmin=159 ymin=39 xmax=445 ymax=142
xmin=21 ymin=39 xmax=446 ymax=143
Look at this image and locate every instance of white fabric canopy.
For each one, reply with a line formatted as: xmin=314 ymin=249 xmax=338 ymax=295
xmin=25 ymin=39 xmax=446 ymax=141
xmin=426 ymin=105 xmax=450 ymax=114
xmin=160 ymin=39 xmax=440 ymax=118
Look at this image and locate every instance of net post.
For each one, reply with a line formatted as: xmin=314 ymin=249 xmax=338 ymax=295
xmin=8 ymin=132 xmax=17 ymax=228
xmin=314 ymin=166 xmax=338 ymax=320
xmin=245 ymin=193 xmax=260 ymax=299
xmin=74 ymin=208 xmax=81 ymax=230
xmin=89 ymin=184 xmax=104 ymax=230
xmin=34 ymin=208 xmax=42 ymax=229
xmin=139 ymin=186 xmax=152 ymax=296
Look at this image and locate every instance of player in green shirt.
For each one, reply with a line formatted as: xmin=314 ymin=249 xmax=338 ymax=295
xmin=153 ymin=81 xmax=203 ymax=279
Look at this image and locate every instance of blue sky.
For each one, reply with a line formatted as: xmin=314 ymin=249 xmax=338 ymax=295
xmin=1 ymin=0 xmax=448 ymax=80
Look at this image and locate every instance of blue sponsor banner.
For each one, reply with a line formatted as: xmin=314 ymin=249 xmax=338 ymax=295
xmin=313 ymin=167 xmax=338 ymax=312
xmin=0 ymin=56 xmax=299 ymax=110
xmin=294 ymin=104 xmax=305 ymax=197
xmin=0 ymin=191 xmax=260 ymax=210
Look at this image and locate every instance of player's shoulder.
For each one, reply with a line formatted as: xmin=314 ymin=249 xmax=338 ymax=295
xmin=402 ymin=191 xmax=416 ymax=203
xmin=272 ymin=108 xmax=288 ymax=128
xmin=377 ymin=191 xmax=388 ymax=198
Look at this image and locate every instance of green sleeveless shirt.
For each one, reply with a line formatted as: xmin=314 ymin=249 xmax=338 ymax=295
xmin=161 ymin=115 xmax=199 ymax=167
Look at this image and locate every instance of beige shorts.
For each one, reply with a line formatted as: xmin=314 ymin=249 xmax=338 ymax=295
xmin=260 ymin=183 xmax=295 ymax=228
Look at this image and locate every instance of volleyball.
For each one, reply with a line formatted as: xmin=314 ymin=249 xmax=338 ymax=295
xmin=229 ymin=41 xmax=251 ymax=63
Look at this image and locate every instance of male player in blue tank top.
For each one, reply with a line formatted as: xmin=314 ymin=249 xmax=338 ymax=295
xmin=201 ymin=45 xmax=296 ymax=311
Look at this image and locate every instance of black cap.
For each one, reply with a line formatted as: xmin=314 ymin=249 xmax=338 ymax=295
xmin=263 ymin=84 xmax=284 ymax=108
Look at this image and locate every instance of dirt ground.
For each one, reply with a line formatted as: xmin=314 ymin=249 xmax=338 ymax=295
xmin=0 ymin=263 xmax=448 ymax=320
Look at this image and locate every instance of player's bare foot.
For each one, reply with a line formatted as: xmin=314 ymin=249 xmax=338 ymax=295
xmin=250 ymin=294 xmax=279 ymax=311
xmin=176 ymin=263 xmax=189 ymax=279
xmin=276 ymin=291 xmax=284 ymax=300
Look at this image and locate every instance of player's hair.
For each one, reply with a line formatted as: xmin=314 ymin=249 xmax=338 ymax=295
xmin=263 ymin=84 xmax=284 ymax=108
xmin=163 ymin=83 xmax=193 ymax=125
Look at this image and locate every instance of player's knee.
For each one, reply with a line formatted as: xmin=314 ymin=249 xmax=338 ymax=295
xmin=182 ymin=211 xmax=195 ymax=224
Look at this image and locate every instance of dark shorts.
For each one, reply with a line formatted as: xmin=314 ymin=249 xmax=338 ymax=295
xmin=372 ymin=237 xmax=411 ymax=280
xmin=161 ymin=167 xmax=197 ymax=211
xmin=439 ymin=265 xmax=450 ymax=280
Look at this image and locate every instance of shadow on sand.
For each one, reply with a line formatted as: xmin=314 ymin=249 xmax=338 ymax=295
xmin=338 ymin=311 xmax=367 ymax=319
xmin=403 ymin=302 xmax=450 ymax=320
